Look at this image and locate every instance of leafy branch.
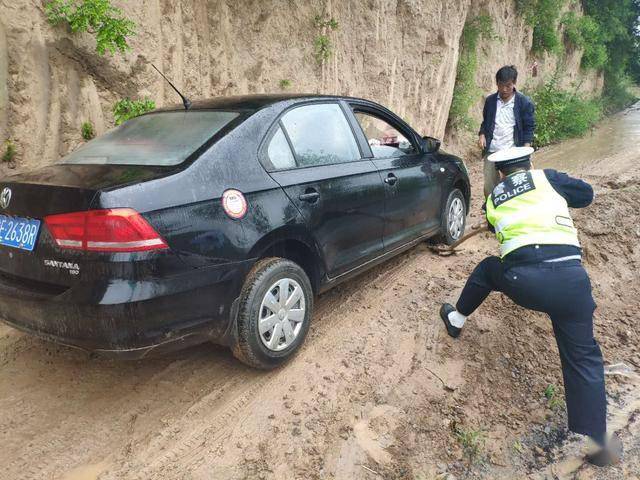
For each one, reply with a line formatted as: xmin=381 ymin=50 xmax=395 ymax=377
xmin=313 ymin=14 xmax=339 ymax=63
xmin=45 ymin=0 xmax=136 ymax=55
xmin=113 ymin=98 xmax=155 ymax=125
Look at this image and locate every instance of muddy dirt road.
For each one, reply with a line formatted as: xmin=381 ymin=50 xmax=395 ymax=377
xmin=1 ymin=105 xmax=639 ymax=480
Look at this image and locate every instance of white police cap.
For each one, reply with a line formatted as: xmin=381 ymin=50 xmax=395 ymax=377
xmin=487 ymin=146 xmax=534 ymax=170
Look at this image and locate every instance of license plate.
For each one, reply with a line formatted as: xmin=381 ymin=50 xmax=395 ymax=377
xmin=0 ymin=215 xmax=41 ymax=251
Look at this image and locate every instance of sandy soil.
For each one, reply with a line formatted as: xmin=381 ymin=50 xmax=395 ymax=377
xmin=0 ymin=105 xmax=639 ymax=480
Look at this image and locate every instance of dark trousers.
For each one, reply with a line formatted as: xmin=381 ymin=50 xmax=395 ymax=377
xmin=456 ymin=256 xmax=606 ymax=441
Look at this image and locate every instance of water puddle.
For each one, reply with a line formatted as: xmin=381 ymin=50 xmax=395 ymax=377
xmin=535 ymin=102 xmax=640 ymax=173
xmin=533 ymin=363 xmax=640 ymax=479
xmin=59 ymin=461 xmax=108 ymax=480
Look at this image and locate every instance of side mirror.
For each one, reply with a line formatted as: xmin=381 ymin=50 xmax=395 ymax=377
xmin=422 ymin=136 xmax=441 ymax=153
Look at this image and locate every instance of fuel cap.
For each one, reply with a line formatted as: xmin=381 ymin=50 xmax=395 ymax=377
xmin=222 ymin=189 xmax=248 ymax=219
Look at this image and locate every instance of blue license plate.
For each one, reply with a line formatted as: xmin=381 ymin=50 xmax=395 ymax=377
xmin=0 ymin=215 xmax=41 ymax=251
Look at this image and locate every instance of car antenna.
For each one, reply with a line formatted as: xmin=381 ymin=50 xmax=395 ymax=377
xmin=151 ymin=63 xmax=192 ymax=110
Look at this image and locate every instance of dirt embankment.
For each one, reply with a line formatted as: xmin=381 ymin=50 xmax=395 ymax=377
xmin=0 ymin=0 xmax=602 ymax=173
xmin=0 ymin=105 xmax=639 ymax=480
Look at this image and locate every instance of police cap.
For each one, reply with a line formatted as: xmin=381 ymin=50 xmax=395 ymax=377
xmin=487 ymin=146 xmax=534 ymax=171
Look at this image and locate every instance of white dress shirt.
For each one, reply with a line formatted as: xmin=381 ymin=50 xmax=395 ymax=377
xmin=489 ymin=95 xmax=516 ymax=152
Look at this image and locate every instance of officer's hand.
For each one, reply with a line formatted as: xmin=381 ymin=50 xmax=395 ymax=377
xmin=478 ymin=134 xmax=486 ymax=150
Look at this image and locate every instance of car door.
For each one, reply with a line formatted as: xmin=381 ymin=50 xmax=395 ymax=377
xmin=349 ymin=105 xmax=442 ymax=252
xmin=264 ymin=102 xmax=386 ymax=279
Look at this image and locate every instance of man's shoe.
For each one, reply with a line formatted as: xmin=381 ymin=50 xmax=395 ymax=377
xmin=587 ymin=433 xmax=623 ymax=467
xmin=440 ymin=303 xmax=462 ymax=338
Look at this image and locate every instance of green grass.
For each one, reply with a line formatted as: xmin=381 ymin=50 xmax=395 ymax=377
xmin=455 ymin=426 xmax=486 ymax=464
xmin=543 ymin=384 xmax=565 ymax=410
xmin=2 ymin=140 xmax=16 ymax=163
xmin=279 ymin=79 xmax=292 ymax=89
xmin=81 ymin=121 xmax=95 ymax=140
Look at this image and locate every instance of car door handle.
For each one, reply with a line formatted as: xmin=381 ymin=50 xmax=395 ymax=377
xmin=384 ymin=174 xmax=398 ymax=186
xmin=298 ymin=190 xmax=320 ymax=202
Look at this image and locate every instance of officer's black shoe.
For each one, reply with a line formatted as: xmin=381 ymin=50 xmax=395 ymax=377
xmin=586 ymin=433 xmax=623 ymax=467
xmin=439 ymin=303 xmax=461 ymax=338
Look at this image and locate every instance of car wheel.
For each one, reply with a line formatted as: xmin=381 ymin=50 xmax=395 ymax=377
xmin=438 ymin=188 xmax=466 ymax=245
xmin=233 ymin=257 xmax=313 ymax=369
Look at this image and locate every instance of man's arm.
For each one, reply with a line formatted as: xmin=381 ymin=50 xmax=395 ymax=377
xmin=478 ymin=96 xmax=488 ymax=136
xmin=543 ymin=169 xmax=594 ymax=208
xmin=521 ymin=97 xmax=535 ymax=146
xmin=482 ymin=199 xmax=496 ymax=233
xmin=478 ymin=97 xmax=489 ymax=149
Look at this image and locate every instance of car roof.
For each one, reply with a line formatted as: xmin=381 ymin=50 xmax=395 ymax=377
xmin=155 ymin=93 xmax=376 ymax=113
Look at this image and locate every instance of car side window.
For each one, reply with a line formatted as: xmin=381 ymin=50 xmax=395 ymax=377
xmin=354 ymin=112 xmax=417 ymax=158
xmin=267 ymin=126 xmax=296 ymax=170
xmin=281 ymin=103 xmax=361 ymax=167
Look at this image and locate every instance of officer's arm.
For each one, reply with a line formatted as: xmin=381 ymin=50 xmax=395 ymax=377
xmin=543 ymin=169 xmax=594 ymax=208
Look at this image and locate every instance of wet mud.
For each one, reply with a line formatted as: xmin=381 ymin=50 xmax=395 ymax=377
xmin=0 ymin=104 xmax=639 ymax=479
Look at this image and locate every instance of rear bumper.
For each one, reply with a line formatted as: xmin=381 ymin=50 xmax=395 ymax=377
xmin=0 ymin=259 xmax=255 ymax=358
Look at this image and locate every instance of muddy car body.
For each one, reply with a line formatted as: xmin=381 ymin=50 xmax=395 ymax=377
xmin=0 ymin=94 xmax=469 ymax=368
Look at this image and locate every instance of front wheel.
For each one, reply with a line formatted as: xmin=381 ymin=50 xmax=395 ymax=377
xmin=438 ymin=188 xmax=466 ymax=245
xmin=233 ymin=257 xmax=313 ymax=369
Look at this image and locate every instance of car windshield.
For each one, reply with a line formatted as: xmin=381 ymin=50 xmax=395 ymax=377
xmin=61 ymin=111 xmax=239 ymax=166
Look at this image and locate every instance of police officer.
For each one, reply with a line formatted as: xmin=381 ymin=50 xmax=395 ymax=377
xmin=439 ymin=146 xmax=621 ymax=466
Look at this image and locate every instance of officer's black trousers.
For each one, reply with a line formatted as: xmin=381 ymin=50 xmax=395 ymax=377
xmin=455 ymin=256 xmax=606 ymax=441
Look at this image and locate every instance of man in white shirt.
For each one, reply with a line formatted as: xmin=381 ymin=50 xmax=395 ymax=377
xmin=478 ymin=65 xmax=536 ymax=199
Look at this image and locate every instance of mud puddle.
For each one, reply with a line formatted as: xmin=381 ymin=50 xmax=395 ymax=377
xmin=531 ymin=364 xmax=640 ymax=480
xmin=60 ymin=462 xmax=109 ymax=480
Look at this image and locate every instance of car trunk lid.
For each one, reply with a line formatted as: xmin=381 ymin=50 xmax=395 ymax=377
xmin=0 ymin=164 xmax=173 ymax=292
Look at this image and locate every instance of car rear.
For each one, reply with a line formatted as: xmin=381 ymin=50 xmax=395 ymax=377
xmin=0 ymin=109 xmax=254 ymax=356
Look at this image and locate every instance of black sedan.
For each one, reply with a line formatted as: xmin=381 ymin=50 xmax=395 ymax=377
xmin=0 ymin=94 xmax=469 ymax=368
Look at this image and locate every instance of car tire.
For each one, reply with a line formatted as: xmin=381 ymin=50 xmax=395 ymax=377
xmin=233 ymin=257 xmax=313 ymax=369
xmin=437 ymin=188 xmax=466 ymax=245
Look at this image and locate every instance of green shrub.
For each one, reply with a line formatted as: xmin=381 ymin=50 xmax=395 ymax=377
xmin=2 ymin=140 xmax=16 ymax=163
xmin=561 ymin=12 xmax=608 ymax=70
xmin=279 ymin=79 xmax=292 ymax=89
xmin=602 ymin=73 xmax=639 ymax=113
xmin=112 ymin=98 xmax=155 ymax=125
xmin=583 ymin=0 xmax=640 ymax=109
xmin=527 ymin=78 xmax=603 ymax=147
xmin=81 ymin=121 xmax=95 ymax=140
xmin=448 ymin=14 xmax=494 ymax=129
xmin=45 ymin=0 xmax=136 ymax=55
xmin=518 ymin=0 xmax=566 ymax=55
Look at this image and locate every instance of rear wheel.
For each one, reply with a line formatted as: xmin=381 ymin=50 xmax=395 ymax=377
xmin=233 ymin=257 xmax=313 ymax=369
xmin=438 ymin=188 xmax=466 ymax=245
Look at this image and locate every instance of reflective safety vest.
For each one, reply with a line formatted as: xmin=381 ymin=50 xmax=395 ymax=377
xmin=486 ymin=169 xmax=580 ymax=258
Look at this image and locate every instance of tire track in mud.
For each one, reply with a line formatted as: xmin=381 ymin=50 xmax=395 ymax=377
xmin=102 ymin=245 xmax=440 ymax=479
xmin=0 ymin=342 xmax=249 ymax=480
xmin=0 ymin=244 xmax=433 ymax=480
xmin=118 ymin=373 xmax=276 ymax=480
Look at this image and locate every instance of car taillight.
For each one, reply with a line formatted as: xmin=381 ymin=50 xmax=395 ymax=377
xmin=44 ymin=208 xmax=168 ymax=252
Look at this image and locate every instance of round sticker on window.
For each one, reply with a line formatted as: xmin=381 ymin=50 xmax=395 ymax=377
xmin=222 ymin=189 xmax=248 ymax=219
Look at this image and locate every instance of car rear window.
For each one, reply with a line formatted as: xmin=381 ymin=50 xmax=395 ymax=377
xmin=61 ymin=111 xmax=239 ymax=166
